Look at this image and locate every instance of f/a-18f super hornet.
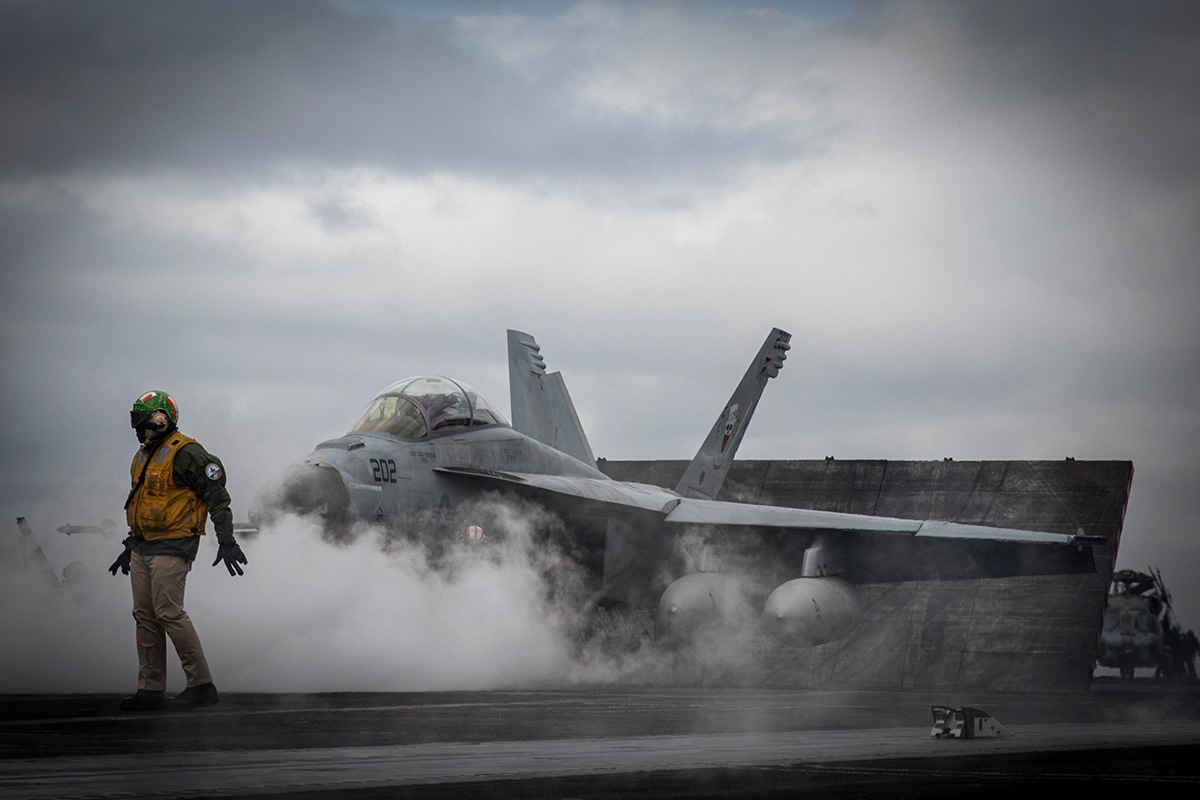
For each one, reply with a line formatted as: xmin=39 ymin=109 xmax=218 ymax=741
xmin=250 ymin=329 xmax=1100 ymax=649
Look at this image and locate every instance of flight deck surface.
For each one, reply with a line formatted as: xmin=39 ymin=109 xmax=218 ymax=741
xmin=2 ymin=687 xmax=1198 ymax=798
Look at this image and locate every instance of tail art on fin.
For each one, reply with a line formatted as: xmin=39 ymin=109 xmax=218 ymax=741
xmin=507 ymin=330 xmax=596 ymax=465
xmin=674 ymin=328 xmax=791 ymax=500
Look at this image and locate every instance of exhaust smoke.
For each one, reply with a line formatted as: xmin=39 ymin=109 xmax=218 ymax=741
xmin=1 ymin=497 xmax=786 ymax=692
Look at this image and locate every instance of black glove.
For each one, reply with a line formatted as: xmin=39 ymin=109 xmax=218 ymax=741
xmin=213 ymin=540 xmax=247 ymax=576
xmin=109 ymin=542 xmax=132 ymax=576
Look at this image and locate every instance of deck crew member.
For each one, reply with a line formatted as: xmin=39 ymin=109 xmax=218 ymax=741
xmin=109 ymin=390 xmax=247 ymax=711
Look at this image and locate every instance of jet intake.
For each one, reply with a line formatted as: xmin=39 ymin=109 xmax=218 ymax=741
xmin=248 ymin=461 xmax=352 ymax=538
xmin=657 ymin=573 xmax=756 ymax=639
xmin=762 ymin=577 xmax=863 ymax=648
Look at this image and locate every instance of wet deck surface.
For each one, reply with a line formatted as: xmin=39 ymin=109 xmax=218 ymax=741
xmin=2 ymin=686 xmax=1198 ymax=797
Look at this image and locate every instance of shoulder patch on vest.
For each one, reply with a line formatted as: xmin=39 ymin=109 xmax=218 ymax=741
xmin=205 ymin=463 xmax=223 ymax=481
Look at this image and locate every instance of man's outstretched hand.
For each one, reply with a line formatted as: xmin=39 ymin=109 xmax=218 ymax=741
xmin=213 ymin=541 xmax=248 ymax=576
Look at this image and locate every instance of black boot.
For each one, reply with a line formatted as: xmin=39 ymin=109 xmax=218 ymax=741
xmin=119 ymin=689 xmax=165 ymax=711
xmin=168 ymin=682 xmax=220 ymax=710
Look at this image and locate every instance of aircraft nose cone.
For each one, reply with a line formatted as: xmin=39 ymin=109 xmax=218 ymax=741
xmin=248 ymin=461 xmax=352 ymax=539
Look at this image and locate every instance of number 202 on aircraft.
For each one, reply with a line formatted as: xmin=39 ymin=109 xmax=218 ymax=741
xmin=370 ymin=458 xmax=398 ymax=483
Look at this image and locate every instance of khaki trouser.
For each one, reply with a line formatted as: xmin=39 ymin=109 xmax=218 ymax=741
xmin=130 ymin=551 xmax=213 ymax=691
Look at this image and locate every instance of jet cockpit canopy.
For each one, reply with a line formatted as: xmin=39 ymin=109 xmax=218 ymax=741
xmin=351 ymin=375 xmax=508 ymax=439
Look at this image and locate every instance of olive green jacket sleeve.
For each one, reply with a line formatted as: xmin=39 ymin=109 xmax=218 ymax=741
xmin=174 ymin=442 xmax=236 ymax=544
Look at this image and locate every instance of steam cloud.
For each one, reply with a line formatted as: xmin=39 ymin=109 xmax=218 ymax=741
xmin=0 ymin=497 xmax=773 ymax=693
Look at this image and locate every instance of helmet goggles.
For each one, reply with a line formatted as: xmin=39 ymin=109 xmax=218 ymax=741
xmin=130 ymin=391 xmax=178 ymax=439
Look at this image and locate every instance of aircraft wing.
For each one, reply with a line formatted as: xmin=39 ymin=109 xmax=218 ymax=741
xmin=435 ymin=467 xmax=676 ymax=514
xmin=660 ymin=497 xmax=1080 ymax=545
xmin=433 ymin=466 xmax=1089 ymax=547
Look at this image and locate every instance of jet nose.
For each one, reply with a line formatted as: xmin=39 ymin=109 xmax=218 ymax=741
xmin=248 ymin=460 xmax=352 ymax=539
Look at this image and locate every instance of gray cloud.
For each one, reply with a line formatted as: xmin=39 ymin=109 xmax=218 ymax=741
xmin=0 ymin=0 xmax=798 ymax=183
xmin=912 ymin=0 xmax=1200 ymax=193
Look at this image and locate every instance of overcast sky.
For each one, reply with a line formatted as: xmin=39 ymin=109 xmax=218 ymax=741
xmin=3 ymin=1 xmax=1199 ymax=639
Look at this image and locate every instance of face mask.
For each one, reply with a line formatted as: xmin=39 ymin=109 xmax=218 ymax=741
xmin=132 ymin=410 xmax=170 ymax=444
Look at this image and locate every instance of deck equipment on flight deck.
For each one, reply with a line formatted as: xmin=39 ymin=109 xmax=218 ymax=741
xmin=1097 ymin=568 xmax=1177 ymax=679
xmin=930 ymin=706 xmax=1013 ymax=739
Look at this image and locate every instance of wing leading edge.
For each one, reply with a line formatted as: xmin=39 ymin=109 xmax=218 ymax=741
xmin=433 ymin=466 xmax=1090 ymax=548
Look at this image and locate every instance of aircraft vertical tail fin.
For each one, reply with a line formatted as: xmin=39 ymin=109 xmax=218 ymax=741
xmin=507 ymin=330 xmax=596 ymax=466
xmin=508 ymin=330 xmax=550 ymax=443
xmin=673 ymin=328 xmax=791 ymax=499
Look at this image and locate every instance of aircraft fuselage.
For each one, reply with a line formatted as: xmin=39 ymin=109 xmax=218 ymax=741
xmin=252 ymin=423 xmax=609 ymax=533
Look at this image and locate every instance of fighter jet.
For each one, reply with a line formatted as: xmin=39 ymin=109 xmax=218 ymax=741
xmin=249 ymin=328 xmax=1100 ymax=649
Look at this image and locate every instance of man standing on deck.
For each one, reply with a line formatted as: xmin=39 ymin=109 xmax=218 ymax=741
xmin=109 ymin=390 xmax=248 ymax=711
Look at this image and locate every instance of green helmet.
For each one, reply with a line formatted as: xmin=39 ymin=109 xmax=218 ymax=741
xmin=131 ymin=390 xmax=178 ymax=430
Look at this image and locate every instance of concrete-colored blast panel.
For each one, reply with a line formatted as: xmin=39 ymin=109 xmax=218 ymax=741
xmin=824 ymin=651 xmax=910 ymax=687
xmin=875 ymin=491 xmax=970 ymax=521
xmin=907 ymin=648 xmax=967 ymax=689
xmin=958 ymin=652 xmax=1095 ymax=692
xmin=967 ymin=616 xmax=1097 ymax=655
xmin=837 ymin=610 xmax=913 ymax=655
xmin=955 ymin=494 xmax=1006 ymax=525
xmin=856 ymin=582 xmax=919 ymax=614
xmin=719 ymin=462 xmax=773 ymax=504
xmin=759 ymin=460 xmax=887 ymax=515
xmin=879 ymin=460 xmax=994 ymax=491
xmin=910 ymin=615 xmax=973 ymax=654
xmin=918 ymin=582 xmax=982 ymax=622
xmin=598 ymin=459 xmax=1132 ymax=692
xmin=988 ymin=494 xmax=1098 ymax=527
xmin=973 ymin=575 xmax=1104 ymax=620
xmin=761 ymin=642 xmax=841 ymax=686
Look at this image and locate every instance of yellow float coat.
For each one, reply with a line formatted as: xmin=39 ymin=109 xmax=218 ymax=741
xmin=127 ymin=433 xmax=208 ymax=540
